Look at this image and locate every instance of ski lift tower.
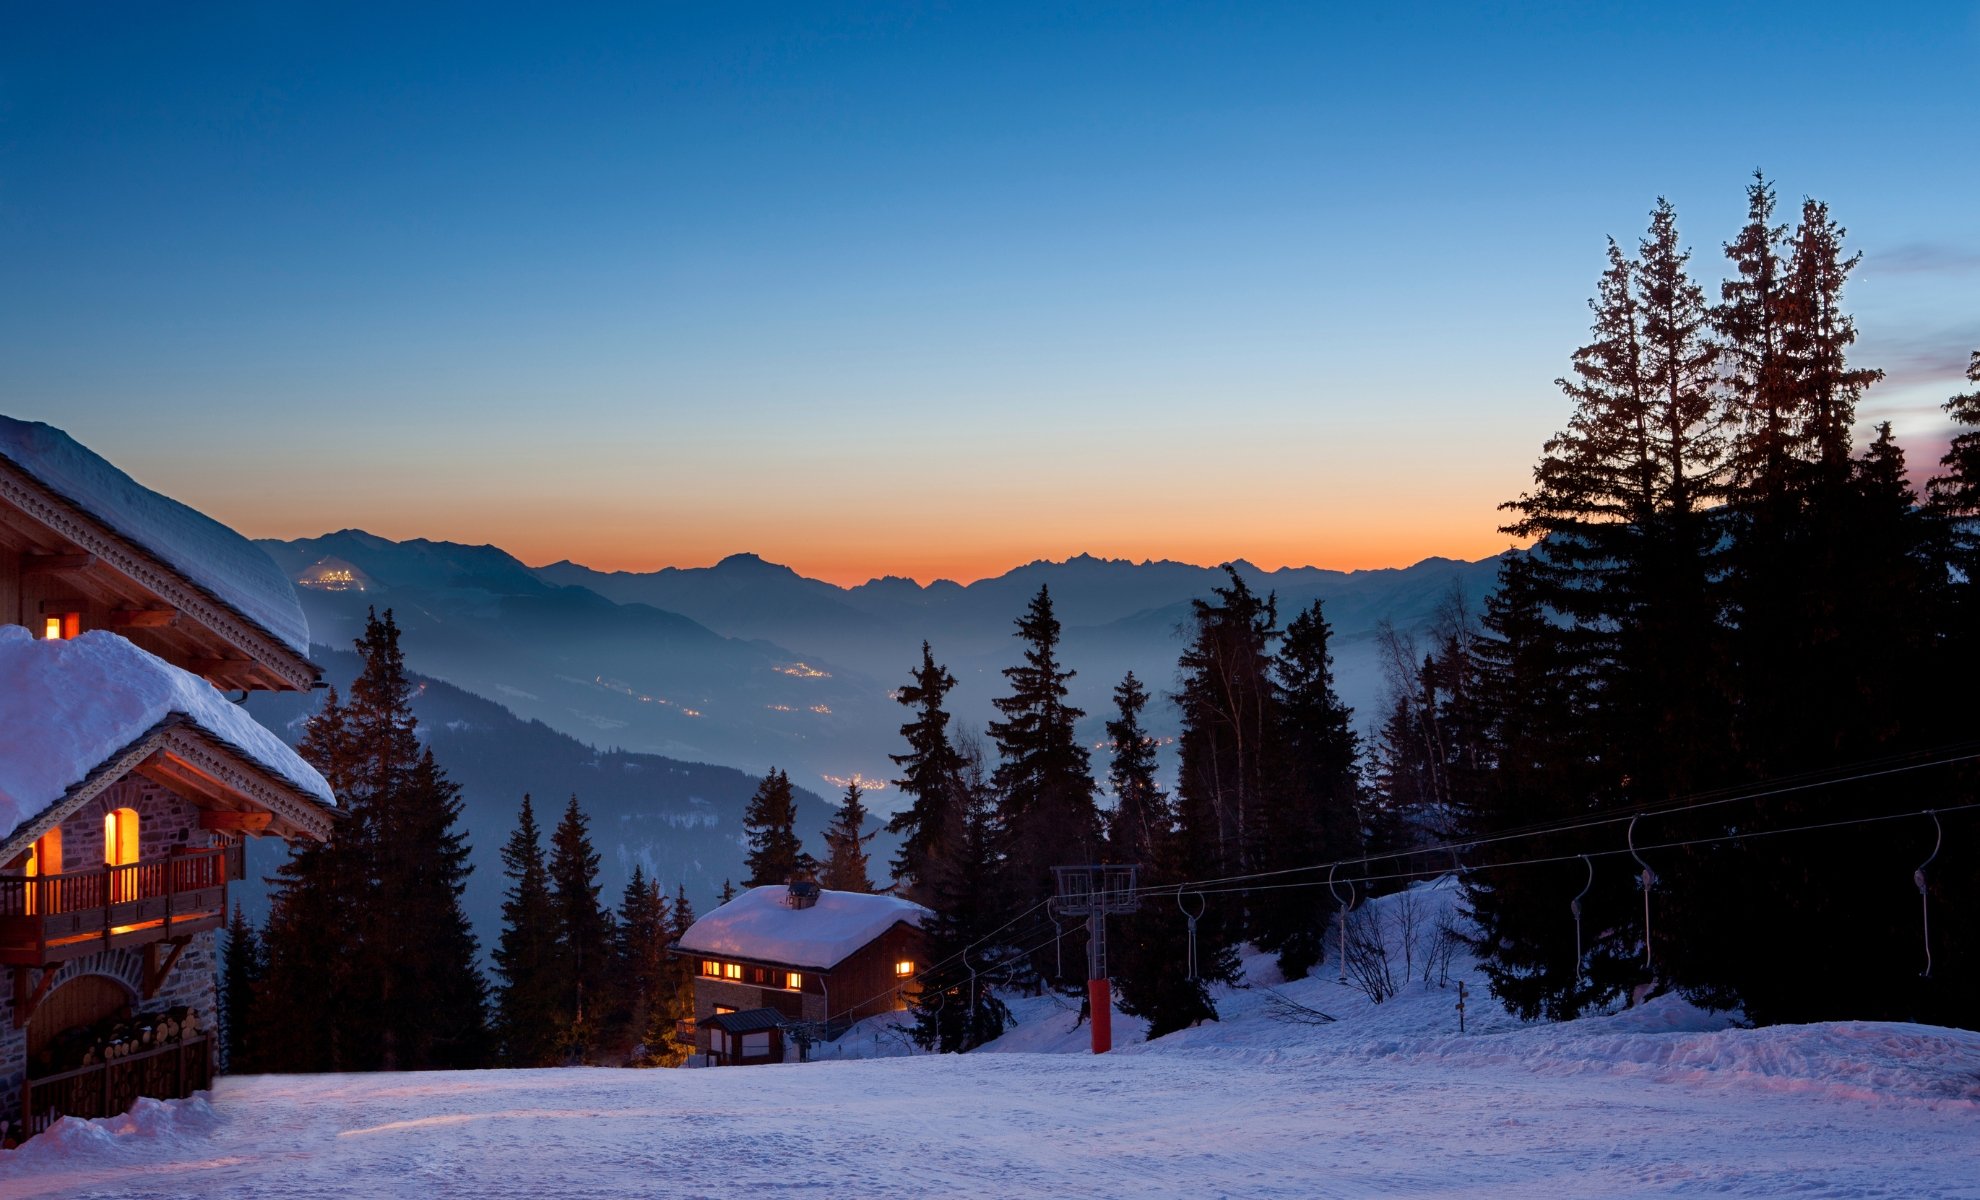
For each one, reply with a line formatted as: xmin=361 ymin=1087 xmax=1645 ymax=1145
xmin=1053 ymin=864 xmax=1141 ymax=1054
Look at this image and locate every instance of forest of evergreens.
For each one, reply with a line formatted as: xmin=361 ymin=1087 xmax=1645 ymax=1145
xmin=229 ymin=176 xmax=1979 ymax=1074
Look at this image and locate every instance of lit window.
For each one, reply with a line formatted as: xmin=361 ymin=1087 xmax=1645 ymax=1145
xmin=785 ymin=972 xmax=802 ymax=990
xmin=105 ymin=807 xmax=140 ymax=901
xmin=894 ymin=960 xmax=915 ymax=978
xmin=42 ymin=613 xmax=78 ymax=640
xmin=701 ymin=960 xmax=721 ymax=978
xmin=722 ymin=962 xmax=742 ymax=980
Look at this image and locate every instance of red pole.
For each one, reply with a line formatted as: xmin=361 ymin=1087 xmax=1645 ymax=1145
xmin=1088 ymin=977 xmax=1112 ymax=1054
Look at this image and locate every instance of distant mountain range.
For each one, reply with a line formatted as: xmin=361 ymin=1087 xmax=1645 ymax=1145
xmin=258 ymin=532 xmax=1508 ymax=820
xmin=240 ymin=646 xmax=857 ymax=942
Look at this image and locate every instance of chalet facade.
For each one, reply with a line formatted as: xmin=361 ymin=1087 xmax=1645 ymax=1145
xmin=672 ymin=883 xmax=928 ymax=1065
xmin=0 ymin=416 xmax=335 ymax=1144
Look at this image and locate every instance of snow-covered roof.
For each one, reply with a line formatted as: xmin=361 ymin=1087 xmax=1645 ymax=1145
xmin=0 ymin=416 xmax=311 ymax=658
xmin=677 ymin=885 xmax=929 ymax=971
xmin=0 ymin=626 xmax=335 ymax=840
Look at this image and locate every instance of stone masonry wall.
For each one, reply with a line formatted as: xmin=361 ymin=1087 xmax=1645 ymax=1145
xmin=1 ymin=769 xmax=226 ymax=1135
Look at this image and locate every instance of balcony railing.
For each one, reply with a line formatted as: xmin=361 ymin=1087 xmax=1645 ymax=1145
xmin=17 ymin=1034 xmax=213 ymax=1141
xmin=0 ymin=845 xmax=241 ymax=966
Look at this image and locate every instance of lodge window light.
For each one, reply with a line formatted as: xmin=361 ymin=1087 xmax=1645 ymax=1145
xmin=43 ymin=612 xmax=79 ymax=640
xmin=701 ymin=960 xmax=722 ymax=978
xmin=722 ymin=962 xmax=742 ymax=981
xmin=105 ymin=807 xmax=140 ymax=901
xmin=894 ymin=960 xmax=915 ymax=978
xmin=785 ymin=972 xmax=802 ymax=990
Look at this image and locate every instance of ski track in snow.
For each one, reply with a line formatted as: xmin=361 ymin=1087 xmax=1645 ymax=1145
xmin=6 ymin=880 xmax=1977 ymax=1199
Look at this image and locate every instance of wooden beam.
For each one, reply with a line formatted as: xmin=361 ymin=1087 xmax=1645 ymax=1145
xmin=143 ymin=940 xmax=190 ymax=999
xmin=12 ymin=966 xmax=57 ymax=1029
xmin=107 ymin=606 xmax=178 ymax=629
xmin=198 ymin=810 xmax=273 ymax=834
xmin=20 ymin=552 xmax=95 ymax=574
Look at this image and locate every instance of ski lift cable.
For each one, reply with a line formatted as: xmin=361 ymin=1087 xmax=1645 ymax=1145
xmin=1122 ymin=748 xmax=1980 ymax=903
xmin=814 ymin=798 xmax=1978 ymax=1032
xmin=1140 ymin=797 xmax=1980 ymax=902
xmin=1915 ymin=810 xmax=1942 ymax=980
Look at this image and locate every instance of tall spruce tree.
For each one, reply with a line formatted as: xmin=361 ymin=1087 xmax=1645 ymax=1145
xmin=820 ymin=782 xmax=878 ymax=892
xmin=259 ymin=609 xmax=488 ymax=1072
xmin=548 ymin=794 xmax=613 ymax=1062
xmin=1117 ymin=569 xmax=1265 ymax=1036
xmin=886 ymin=643 xmax=966 ymax=909
xmin=1251 ymin=599 xmax=1363 ymax=980
xmin=220 ymin=904 xmax=263 ymax=1074
xmin=988 ymin=586 xmax=1101 ymax=983
xmin=493 ymin=795 xmax=562 ymax=1067
xmin=1103 ymin=672 xmax=1169 ymax=866
xmin=614 ymin=866 xmax=670 ymax=1062
xmin=910 ymin=739 xmax=1011 ymax=1053
xmin=742 ymin=768 xmax=812 ymax=887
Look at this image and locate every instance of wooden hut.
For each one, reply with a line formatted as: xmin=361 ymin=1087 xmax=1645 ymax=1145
xmin=671 ymin=883 xmax=929 ymax=1064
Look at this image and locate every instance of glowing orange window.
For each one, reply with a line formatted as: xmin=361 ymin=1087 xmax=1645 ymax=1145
xmin=894 ymin=960 xmax=915 ymax=977
xmin=42 ymin=613 xmax=80 ymax=640
xmin=23 ymin=827 xmax=62 ymax=915
xmin=105 ymin=807 xmax=139 ymax=901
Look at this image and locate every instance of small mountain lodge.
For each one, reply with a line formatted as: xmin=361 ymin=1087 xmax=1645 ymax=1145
xmin=672 ymin=883 xmax=928 ymax=1065
xmin=0 ymin=417 xmax=335 ymax=1144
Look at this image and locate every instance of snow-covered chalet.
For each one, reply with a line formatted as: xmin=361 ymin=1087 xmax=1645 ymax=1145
xmin=0 ymin=416 xmax=335 ymax=1144
xmin=673 ymin=883 xmax=928 ymax=1065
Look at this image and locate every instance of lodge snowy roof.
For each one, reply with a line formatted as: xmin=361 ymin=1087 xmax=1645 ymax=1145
xmin=0 ymin=416 xmax=311 ymax=658
xmin=676 ymin=884 xmax=929 ymax=971
xmin=0 ymin=626 xmax=336 ymax=840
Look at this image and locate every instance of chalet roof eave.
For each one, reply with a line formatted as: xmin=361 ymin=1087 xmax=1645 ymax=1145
xmin=669 ymin=917 xmax=922 ymax=974
xmin=0 ymin=715 xmax=334 ymax=864
xmin=0 ymin=456 xmax=321 ymax=691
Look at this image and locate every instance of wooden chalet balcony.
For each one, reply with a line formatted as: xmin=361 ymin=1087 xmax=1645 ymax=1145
xmin=0 ymin=845 xmax=240 ymax=967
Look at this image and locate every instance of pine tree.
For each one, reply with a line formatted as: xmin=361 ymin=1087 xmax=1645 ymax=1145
xmin=493 ymin=794 xmax=563 ymax=1067
xmin=548 ymin=793 xmax=613 ymax=1062
xmin=1102 ymin=672 xmax=1169 ymax=866
xmin=718 ymin=879 xmax=737 ymax=906
xmin=742 ymin=768 xmax=812 ymax=887
xmin=220 ymin=904 xmax=263 ymax=1074
xmin=1497 ymin=204 xmax=1730 ymax=1003
xmin=1116 ymin=568 xmax=1264 ymax=1036
xmin=1252 ymin=599 xmax=1362 ymax=979
xmin=820 ymin=782 xmax=877 ymax=892
xmin=258 ymin=610 xmax=489 ymax=1072
xmin=910 ymin=740 xmax=1011 ymax=1053
xmin=885 ymin=643 xmax=966 ymax=909
xmin=1172 ymin=567 xmax=1278 ymax=888
xmin=614 ymin=866 xmax=670 ymax=1063
xmin=636 ymin=882 xmax=697 ymax=1067
xmin=988 ymin=586 xmax=1101 ymax=975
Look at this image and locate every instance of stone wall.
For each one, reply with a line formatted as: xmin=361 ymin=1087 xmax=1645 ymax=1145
xmin=1 ymin=768 xmax=226 ymax=1135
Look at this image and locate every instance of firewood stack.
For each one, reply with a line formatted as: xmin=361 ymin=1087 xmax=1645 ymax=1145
xmin=37 ymin=1006 xmax=204 ymax=1075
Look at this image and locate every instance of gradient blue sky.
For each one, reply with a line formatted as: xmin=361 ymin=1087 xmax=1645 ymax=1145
xmin=4 ymin=2 xmax=1975 ymax=584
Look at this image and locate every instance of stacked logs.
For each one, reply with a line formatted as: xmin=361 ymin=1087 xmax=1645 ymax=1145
xmin=34 ymin=1006 xmax=204 ymax=1076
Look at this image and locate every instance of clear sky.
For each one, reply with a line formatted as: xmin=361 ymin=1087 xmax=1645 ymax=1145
xmin=3 ymin=2 xmax=1975 ymax=586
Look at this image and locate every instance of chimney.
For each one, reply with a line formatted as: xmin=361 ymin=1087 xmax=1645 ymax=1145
xmin=785 ymin=881 xmax=820 ymax=910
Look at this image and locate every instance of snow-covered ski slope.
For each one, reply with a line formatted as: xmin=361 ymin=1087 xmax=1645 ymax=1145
xmin=7 ymin=880 xmax=1978 ymax=1199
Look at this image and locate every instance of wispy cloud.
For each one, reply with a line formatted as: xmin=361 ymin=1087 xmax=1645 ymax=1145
xmin=1858 ymin=324 xmax=1980 ymax=391
xmin=1861 ymin=243 xmax=1980 ymax=277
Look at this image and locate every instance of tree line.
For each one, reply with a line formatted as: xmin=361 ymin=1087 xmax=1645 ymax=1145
xmin=877 ymin=173 xmax=1979 ymax=1048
